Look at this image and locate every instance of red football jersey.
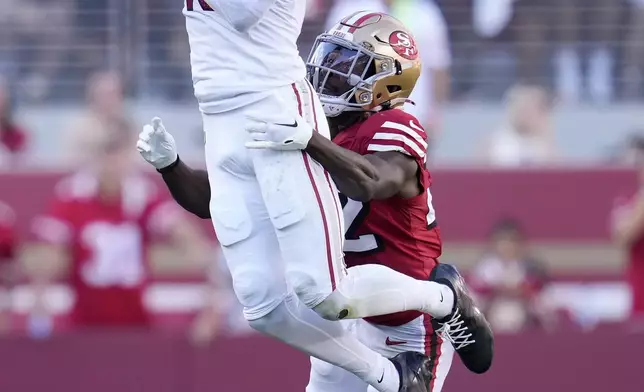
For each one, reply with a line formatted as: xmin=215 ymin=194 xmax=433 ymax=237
xmin=333 ymin=109 xmax=442 ymax=326
xmin=32 ymin=172 xmax=182 ymax=327
xmin=613 ymin=194 xmax=644 ymax=318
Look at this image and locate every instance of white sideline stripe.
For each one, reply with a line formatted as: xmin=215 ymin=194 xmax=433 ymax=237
xmin=381 ymin=121 xmax=427 ymax=149
xmin=370 ymin=132 xmax=426 ymax=158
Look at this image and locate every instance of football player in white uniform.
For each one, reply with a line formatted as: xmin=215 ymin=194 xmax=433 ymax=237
xmin=145 ymin=3 xmax=487 ymax=392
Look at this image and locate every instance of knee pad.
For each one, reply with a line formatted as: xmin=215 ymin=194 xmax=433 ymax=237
xmin=231 ymin=267 xmax=284 ymax=320
xmin=287 ymin=268 xmax=336 ymax=310
xmin=247 ymin=294 xmax=291 ymax=335
xmin=247 ymin=309 xmax=279 ymax=335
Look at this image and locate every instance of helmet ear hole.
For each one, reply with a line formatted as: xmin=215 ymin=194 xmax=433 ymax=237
xmin=387 ymin=85 xmax=402 ymax=94
xmin=394 ymin=60 xmax=403 ymax=75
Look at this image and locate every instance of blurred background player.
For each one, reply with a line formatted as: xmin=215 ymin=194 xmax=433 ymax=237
xmin=0 ymin=200 xmax=17 ymax=335
xmin=0 ymin=76 xmax=28 ymax=166
xmin=63 ymin=71 xmax=133 ymax=167
xmin=29 ymin=119 xmax=213 ymax=332
xmin=470 ymin=219 xmax=556 ymax=333
xmin=612 ymin=137 xmax=644 ymax=327
xmin=481 ymin=84 xmax=559 ymax=167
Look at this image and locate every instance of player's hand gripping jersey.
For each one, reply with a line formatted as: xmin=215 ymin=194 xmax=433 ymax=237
xmin=333 ymin=108 xmax=442 ymax=326
xmin=183 ymin=0 xmax=306 ymax=113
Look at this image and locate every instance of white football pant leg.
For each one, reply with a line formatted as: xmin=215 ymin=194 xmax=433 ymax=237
xmin=306 ymin=316 xmax=455 ymax=392
xmin=203 ymin=109 xmax=288 ymax=320
xmin=247 ymin=80 xmax=346 ymax=308
xmin=203 ymin=79 xmax=345 ymax=318
xmin=203 ymin=82 xmax=401 ymax=392
xmin=306 ymin=320 xmax=368 ymax=392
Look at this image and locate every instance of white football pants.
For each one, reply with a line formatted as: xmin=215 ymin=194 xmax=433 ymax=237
xmin=307 ymin=316 xmax=455 ymax=392
xmin=203 ymin=79 xmax=346 ymax=321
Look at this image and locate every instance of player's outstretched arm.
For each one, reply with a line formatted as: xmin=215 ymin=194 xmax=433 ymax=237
xmin=137 ymin=118 xmax=212 ymax=219
xmin=244 ymin=115 xmax=419 ymax=201
xmin=158 ymin=157 xmax=212 ymax=220
xmin=306 ymin=132 xmax=418 ymax=202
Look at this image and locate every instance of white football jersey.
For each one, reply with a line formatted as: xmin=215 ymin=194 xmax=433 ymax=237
xmin=183 ymin=0 xmax=307 ymax=114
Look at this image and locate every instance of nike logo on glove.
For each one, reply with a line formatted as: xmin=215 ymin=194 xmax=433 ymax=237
xmin=377 ymin=370 xmax=384 ymax=383
xmin=275 ymin=119 xmax=298 ymax=128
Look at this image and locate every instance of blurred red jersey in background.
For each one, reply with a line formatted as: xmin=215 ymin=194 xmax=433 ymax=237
xmin=613 ymin=192 xmax=644 ymax=319
xmin=0 ymin=201 xmax=16 ymax=263
xmin=32 ymin=172 xmax=182 ymax=327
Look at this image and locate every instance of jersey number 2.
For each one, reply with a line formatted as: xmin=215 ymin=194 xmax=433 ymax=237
xmin=186 ymin=0 xmax=213 ymax=11
xmin=339 ymin=194 xmax=382 ymax=254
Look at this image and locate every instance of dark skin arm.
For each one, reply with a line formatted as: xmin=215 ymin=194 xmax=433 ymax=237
xmin=158 ymin=157 xmax=212 ymax=219
xmin=305 ymin=132 xmax=421 ymax=202
xmin=158 ymin=133 xmax=420 ymax=219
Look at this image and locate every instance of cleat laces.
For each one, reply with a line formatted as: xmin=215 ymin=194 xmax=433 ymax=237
xmin=436 ymin=309 xmax=475 ymax=350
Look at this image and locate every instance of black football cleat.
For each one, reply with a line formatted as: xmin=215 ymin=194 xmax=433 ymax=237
xmin=389 ymin=352 xmax=433 ymax=392
xmin=432 ymin=263 xmax=494 ymax=374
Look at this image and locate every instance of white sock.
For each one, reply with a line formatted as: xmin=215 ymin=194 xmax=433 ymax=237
xmin=318 ymin=264 xmax=454 ymax=320
xmin=249 ymin=294 xmax=400 ymax=392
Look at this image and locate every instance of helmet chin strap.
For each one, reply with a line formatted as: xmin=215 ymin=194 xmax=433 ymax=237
xmin=371 ymin=98 xmax=415 ymax=113
xmin=322 ymin=95 xmax=414 ymax=118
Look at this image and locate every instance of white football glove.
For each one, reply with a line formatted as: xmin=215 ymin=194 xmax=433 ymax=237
xmin=137 ymin=117 xmax=178 ymax=170
xmin=245 ymin=114 xmax=313 ymax=151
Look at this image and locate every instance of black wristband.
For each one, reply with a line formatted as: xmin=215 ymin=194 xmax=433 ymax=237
xmin=157 ymin=156 xmax=180 ymax=174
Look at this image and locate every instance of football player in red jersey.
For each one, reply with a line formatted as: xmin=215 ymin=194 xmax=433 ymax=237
xmin=0 ymin=201 xmax=17 ymax=334
xmin=138 ymin=11 xmax=493 ymax=391
xmin=31 ymin=126 xmax=214 ymax=331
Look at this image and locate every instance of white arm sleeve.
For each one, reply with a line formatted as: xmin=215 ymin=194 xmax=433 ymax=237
xmin=210 ymin=0 xmax=278 ymax=32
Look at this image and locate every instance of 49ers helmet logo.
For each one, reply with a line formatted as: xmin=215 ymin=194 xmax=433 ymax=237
xmin=388 ymin=31 xmax=418 ymax=60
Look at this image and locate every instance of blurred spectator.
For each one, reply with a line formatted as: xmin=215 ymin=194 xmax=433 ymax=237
xmin=483 ymin=84 xmax=559 ymax=166
xmin=324 ymin=0 xmax=451 ymax=137
xmin=189 ymin=253 xmax=249 ymax=344
xmin=29 ymin=123 xmax=213 ymax=332
xmin=64 ymin=71 xmax=134 ymax=167
xmin=0 ymin=201 xmax=17 ymax=335
xmin=0 ymin=77 xmax=28 ymax=165
xmin=611 ymin=139 xmax=644 ymax=324
xmin=610 ymin=133 xmax=644 ymax=165
xmin=470 ymin=219 xmax=553 ymax=333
